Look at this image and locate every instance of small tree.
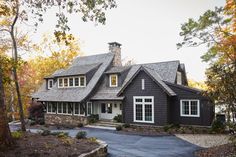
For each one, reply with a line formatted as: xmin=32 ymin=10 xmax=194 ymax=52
xmin=0 ymin=57 xmax=13 ymax=148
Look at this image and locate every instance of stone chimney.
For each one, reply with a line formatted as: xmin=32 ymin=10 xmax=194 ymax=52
xmin=109 ymin=42 xmax=122 ymax=66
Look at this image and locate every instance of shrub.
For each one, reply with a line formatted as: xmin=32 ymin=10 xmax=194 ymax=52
xmin=77 ymin=123 xmax=84 ymax=128
xmin=41 ymin=129 xmax=51 ymax=136
xmin=57 ymin=132 xmax=69 ymax=138
xmin=11 ymin=131 xmax=22 ymax=139
xmin=88 ymin=114 xmax=99 ymax=124
xmin=29 ymin=120 xmax=36 ymax=126
xmin=28 ymin=100 xmax=44 ymax=124
xmin=211 ymin=119 xmax=226 ymax=133
xmin=113 ymin=114 xmax=122 ymax=123
xmin=116 ymin=125 xmax=122 ymax=131
xmin=76 ymin=131 xmax=87 ymax=139
xmin=88 ymin=137 xmax=98 ymax=143
xmin=123 ymin=123 xmax=130 ymax=128
xmin=163 ymin=125 xmax=170 ymax=132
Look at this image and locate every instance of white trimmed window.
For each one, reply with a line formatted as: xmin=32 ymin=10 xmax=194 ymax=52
xmin=133 ymin=96 xmax=154 ymax=123
xmin=79 ymin=76 xmax=86 ymax=87
xmin=87 ymin=102 xmax=92 ymax=116
xmin=48 ymin=79 xmax=53 ymax=89
xmin=176 ymin=71 xmax=182 ymax=85
xmin=57 ymin=102 xmax=72 ymax=115
xmin=47 ymin=102 xmax=56 ymax=114
xmin=58 ymin=76 xmax=86 ymax=88
xmin=69 ymin=77 xmax=74 ymax=87
xmin=180 ymin=100 xmax=200 ymax=117
xmin=73 ymin=103 xmax=85 ymax=116
xmin=58 ymin=78 xmax=63 ymax=88
xmin=109 ymin=74 xmax=118 ymax=87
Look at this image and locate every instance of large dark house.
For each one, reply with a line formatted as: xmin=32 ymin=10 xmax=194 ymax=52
xmin=32 ymin=42 xmax=214 ymax=126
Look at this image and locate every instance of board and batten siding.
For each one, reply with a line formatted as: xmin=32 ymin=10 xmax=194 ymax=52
xmin=121 ymin=70 xmax=169 ymax=126
xmin=168 ymin=84 xmax=214 ymax=126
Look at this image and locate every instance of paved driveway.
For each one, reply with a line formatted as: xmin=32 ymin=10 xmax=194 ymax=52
xmin=10 ymin=125 xmax=200 ymax=157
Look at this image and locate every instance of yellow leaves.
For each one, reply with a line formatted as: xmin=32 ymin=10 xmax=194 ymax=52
xmin=188 ymin=79 xmax=208 ymax=91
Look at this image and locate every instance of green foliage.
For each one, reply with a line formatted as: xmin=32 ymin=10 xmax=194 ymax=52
xmin=40 ymin=129 xmax=51 ymax=136
xmin=87 ymin=137 xmax=98 ymax=143
xmin=77 ymin=123 xmax=84 ymax=128
xmin=116 ymin=125 xmax=122 ymax=131
xmin=11 ymin=131 xmax=22 ymax=139
xmin=76 ymin=131 xmax=87 ymax=139
xmin=123 ymin=123 xmax=130 ymax=128
xmin=211 ymin=119 xmax=226 ymax=133
xmin=56 ymin=132 xmax=69 ymax=138
xmin=113 ymin=114 xmax=122 ymax=123
xmin=88 ymin=114 xmax=99 ymax=124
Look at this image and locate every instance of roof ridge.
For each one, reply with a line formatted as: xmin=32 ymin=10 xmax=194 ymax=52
xmin=131 ymin=60 xmax=180 ymax=66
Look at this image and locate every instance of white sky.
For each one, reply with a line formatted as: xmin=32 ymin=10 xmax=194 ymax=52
xmin=32 ymin=0 xmax=225 ymax=81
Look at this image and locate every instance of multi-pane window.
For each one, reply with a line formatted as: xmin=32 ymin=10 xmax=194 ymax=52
xmin=58 ymin=76 xmax=86 ymax=88
xmin=180 ymin=100 xmax=200 ymax=117
xmin=74 ymin=77 xmax=79 ymax=86
xmin=48 ymin=79 xmax=53 ymax=89
xmin=87 ymin=102 xmax=92 ymax=115
xmin=47 ymin=102 xmax=56 ymax=114
xmin=69 ymin=78 xmax=74 ymax=87
xmin=59 ymin=78 xmax=63 ymax=87
xmin=64 ymin=78 xmax=68 ymax=87
xmin=74 ymin=103 xmax=79 ymax=115
xmin=80 ymin=76 xmax=86 ymax=87
xmin=133 ymin=96 xmax=154 ymax=123
xmin=109 ymin=74 xmax=118 ymax=87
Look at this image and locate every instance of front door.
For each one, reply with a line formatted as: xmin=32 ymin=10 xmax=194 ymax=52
xmin=100 ymin=103 xmax=114 ymax=119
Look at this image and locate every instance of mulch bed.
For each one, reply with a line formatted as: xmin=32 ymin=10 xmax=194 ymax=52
xmin=0 ymin=132 xmax=99 ymax=157
xmin=195 ymin=143 xmax=236 ymax=157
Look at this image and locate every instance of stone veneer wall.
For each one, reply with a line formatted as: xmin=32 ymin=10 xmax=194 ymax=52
xmin=45 ymin=114 xmax=88 ymax=126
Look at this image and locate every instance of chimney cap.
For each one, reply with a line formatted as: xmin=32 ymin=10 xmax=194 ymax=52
xmin=108 ymin=42 xmax=122 ymax=47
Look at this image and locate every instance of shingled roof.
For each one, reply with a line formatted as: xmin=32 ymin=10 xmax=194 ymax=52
xmin=32 ymin=53 xmax=114 ymax=102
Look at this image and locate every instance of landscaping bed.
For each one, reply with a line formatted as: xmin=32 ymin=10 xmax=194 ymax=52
xmin=0 ymin=131 xmax=99 ymax=157
xmin=195 ymin=143 xmax=236 ymax=157
xmin=117 ymin=124 xmax=213 ymax=136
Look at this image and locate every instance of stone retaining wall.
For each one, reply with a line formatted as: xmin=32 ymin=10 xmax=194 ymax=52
xmin=79 ymin=140 xmax=108 ymax=157
xmin=45 ymin=114 xmax=88 ymax=126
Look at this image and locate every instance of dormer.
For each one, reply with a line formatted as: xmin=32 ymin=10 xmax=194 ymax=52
xmin=105 ymin=66 xmax=131 ymax=88
xmin=176 ymin=71 xmax=182 ymax=85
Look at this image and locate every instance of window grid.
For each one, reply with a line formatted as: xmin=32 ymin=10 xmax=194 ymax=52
xmin=58 ymin=76 xmax=86 ymax=88
xmin=133 ymin=96 xmax=154 ymax=123
xmin=180 ymin=100 xmax=200 ymax=117
xmin=110 ymin=74 xmax=118 ymax=87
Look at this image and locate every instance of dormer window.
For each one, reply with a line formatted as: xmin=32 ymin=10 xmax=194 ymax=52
xmin=80 ymin=76 xmax=86 ymax=87
xmin=177 ymin=71 xmax=182 ymax=85
xmin=110 ymin=74 xmax=118 ymax=87
xmin=58 ymin=76 xmax=86 ymax=88
xmin=48 ymin=79 xmax=53 ymax=89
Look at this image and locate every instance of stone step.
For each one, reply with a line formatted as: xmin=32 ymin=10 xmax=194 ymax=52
xmin=94 ymin=123 xmax=119 ymax=127
xmin=97 ymin=121 xmax=123 ymax=126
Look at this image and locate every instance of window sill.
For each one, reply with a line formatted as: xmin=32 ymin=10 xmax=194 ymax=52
xmin=134 ymin=120 xmax=154 ymax=123
xmin=180 ymin=115 xmax=200 ymax=118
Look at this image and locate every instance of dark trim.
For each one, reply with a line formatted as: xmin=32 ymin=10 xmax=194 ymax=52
xmin=164 ymin=81 xmax=203 ymax=94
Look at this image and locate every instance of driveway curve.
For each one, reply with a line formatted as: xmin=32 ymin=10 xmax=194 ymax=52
xmin=10 ymin=124 xmax=200 ymax=157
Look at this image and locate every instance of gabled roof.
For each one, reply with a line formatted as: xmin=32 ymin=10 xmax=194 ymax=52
xmin=117 ymin=65 xmax=177 ymax=96
xmin=46 ymin=63 xmax=101 ymax=78
xmin=32 ymin=53 xmax=114 ymax=102
xmin=143 ymin=60 xmax=180 ymax=83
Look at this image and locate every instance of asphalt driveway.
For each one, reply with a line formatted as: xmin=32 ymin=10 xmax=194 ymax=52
xmin=10 ymin=124 xmax=200 ymax=157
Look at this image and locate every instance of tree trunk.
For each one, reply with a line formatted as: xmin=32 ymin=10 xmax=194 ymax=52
xmin=10 ymin=0 xmax=26 ymax=131
xmin=0 ymin=64 xmax=14 ymax=148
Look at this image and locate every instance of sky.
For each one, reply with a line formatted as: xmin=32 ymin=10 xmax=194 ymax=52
xmin=33 ymin=0 xmax=225 ymax=81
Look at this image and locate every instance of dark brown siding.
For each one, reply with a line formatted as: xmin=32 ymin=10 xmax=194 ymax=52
xmin=121 ymin=70 xmax=169 ymax=126
xmin=168 ymin=84 xmax=214 ymax=126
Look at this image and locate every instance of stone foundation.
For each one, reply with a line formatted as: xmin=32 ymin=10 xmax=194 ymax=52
xmin=45 ymin=114 xmax=88 ymax=126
